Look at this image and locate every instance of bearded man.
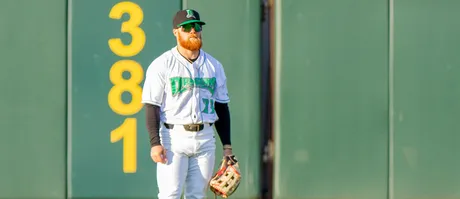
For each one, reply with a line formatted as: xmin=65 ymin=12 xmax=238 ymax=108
xmin=141 ymin=9 xmax=234 ymax=199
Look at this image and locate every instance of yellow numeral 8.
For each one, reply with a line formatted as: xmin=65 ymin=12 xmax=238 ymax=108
xmin=108 ymin=1 xmax=145 ymax=57
xmin=108 ymin=60 xmax=144 ymax=115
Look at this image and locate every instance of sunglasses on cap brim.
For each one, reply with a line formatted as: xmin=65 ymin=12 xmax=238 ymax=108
xmin=180 ymin=23 xmax=202 ymax=32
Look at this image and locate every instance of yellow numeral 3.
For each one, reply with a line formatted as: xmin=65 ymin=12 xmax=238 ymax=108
xmin=108 ymin=1 xmax=146 ymax=57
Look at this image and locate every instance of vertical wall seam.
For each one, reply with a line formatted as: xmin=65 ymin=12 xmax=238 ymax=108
xmin=273 ymin=0 xmax=282 ymax=197
xmin=182 ymin=0 xmax=187 ymax=9
xmin=259 ymin=0 xmax=270 ymax=198
xmin=66 ymin=0 xmax=73 ymax=197
xmin=388 ymin=0 xmax=395 ymax=198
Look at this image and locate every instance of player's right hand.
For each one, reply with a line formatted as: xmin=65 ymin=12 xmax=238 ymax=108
xmin=151 ymin=145 xmax=168 ymax=164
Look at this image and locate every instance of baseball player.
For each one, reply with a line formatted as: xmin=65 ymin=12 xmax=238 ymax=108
xmin=141 ymin=9 xmax=233 ymax=199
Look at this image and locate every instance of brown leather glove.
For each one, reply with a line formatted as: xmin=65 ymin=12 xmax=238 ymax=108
xmin=209 ymin=155 xmax=241 ymax=198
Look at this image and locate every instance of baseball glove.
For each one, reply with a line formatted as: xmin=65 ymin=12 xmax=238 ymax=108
xmin=209 ymin=155 xmax=241 ymax=198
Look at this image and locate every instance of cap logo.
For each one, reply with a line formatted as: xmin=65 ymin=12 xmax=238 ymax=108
xmin=186 ymin=9 xmax=195 ymax=19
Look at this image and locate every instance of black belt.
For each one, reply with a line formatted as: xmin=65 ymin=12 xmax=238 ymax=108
xmin=164 ymin=123 xmax=213 ymax=132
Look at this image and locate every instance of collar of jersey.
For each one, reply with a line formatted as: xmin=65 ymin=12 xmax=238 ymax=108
xmin=171 ymin=46 xmax=206 ymax=67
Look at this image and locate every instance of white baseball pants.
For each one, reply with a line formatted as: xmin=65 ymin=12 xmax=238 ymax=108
xmin=156 ymin=123 xmax=216 ymax=199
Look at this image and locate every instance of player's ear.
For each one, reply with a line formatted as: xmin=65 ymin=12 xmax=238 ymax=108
xmin=173 ymin=28 xmax=178 ymax=37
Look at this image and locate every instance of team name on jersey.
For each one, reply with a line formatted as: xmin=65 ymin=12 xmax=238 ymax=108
xmin=170 ymin=77 xmax=216 ymax=96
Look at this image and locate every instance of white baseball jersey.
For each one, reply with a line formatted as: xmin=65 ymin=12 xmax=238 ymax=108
xmin=141 ymin=46 xmax=230 ymax=125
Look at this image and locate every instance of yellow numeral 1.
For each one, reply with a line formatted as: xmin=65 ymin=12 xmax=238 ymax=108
xmin=110 ymin=118 xmax=137 ymax=173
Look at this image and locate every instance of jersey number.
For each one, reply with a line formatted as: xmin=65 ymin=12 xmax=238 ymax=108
xmin=202 ymin=98 xmax=215 ymax=114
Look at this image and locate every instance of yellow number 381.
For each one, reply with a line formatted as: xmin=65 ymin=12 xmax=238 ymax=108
xmin=108 ymin=1 xmax=146 ymax=174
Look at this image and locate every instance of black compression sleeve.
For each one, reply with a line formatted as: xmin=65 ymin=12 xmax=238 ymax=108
xmin=145 ymin=104 xmax=161 ymax=147
xmin=214 ymin=102 xmax=231 ymax=146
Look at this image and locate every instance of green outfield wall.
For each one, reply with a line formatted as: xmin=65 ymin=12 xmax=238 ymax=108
xmin=273 ymin=0 xmax=460 ymax=199
xmin=0 ymin=0 xmax=67 ymax=198
xmin=1 ymin=0 xmax=460 ymax=198
xmin=274 ymin=0 xmax=389 ymax=198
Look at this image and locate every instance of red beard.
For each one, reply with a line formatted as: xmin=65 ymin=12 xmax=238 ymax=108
xmin=179 ymin=33 xmax=202 ymax=51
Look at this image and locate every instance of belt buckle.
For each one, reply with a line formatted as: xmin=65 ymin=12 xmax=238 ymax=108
xmin=189 ymin=124 xmax=201 ymax=132
xmin=187 ymin=124 xmax=201 ymax=132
